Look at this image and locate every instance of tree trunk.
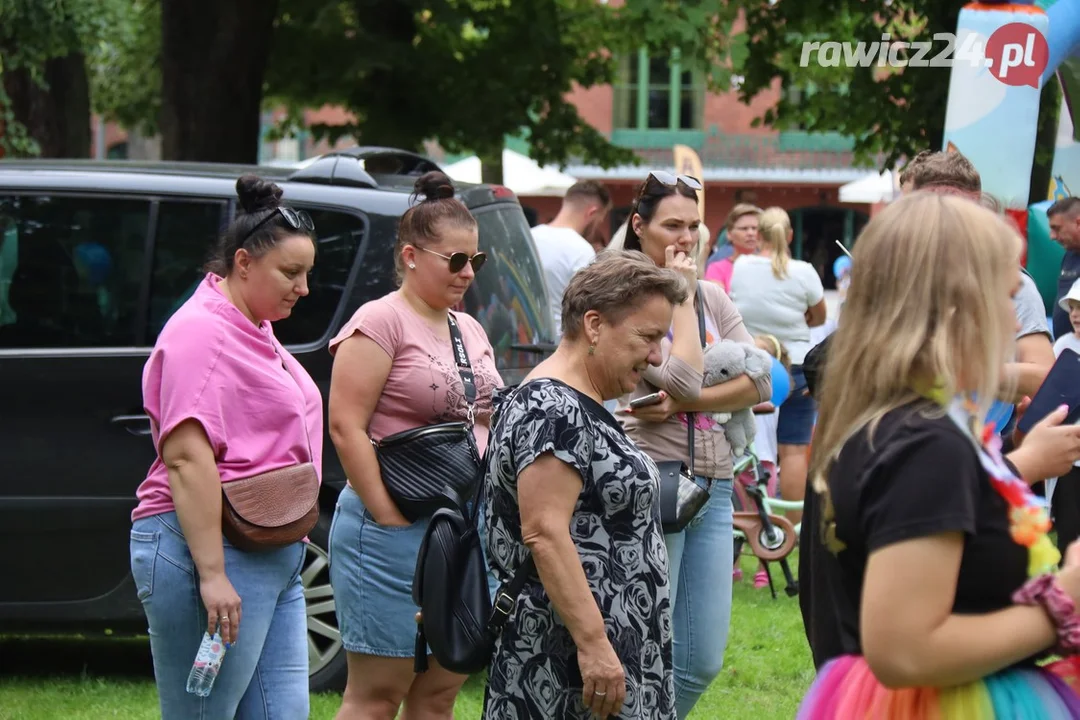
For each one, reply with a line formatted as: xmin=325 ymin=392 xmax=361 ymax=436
xmin=1029 ymin=75 xmax=1062 ymax=206
xmin=3 ymin=52 xmax=91 ymax=158
xmin=480 ymin=148 xmax=504 ymax=186
xmin=159 ymin=0 xmax=278 ymax=163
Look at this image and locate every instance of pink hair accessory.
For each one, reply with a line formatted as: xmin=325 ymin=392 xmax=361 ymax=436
xmin=1013 ymin=573 xmax=1080 ymax=655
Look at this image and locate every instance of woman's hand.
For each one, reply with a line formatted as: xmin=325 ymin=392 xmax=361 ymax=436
xmin=620 ymin=392 xmax=679 ymax=423
xmin=579 ymin=637 xmax=626 ymax=717
xmin=1008 ymin=404 xmax=1080 ymax=482
xmin=665 ymin=244 xmax=698 ymax=294
xmin=199 ymin=572 xmax=242 ymax=645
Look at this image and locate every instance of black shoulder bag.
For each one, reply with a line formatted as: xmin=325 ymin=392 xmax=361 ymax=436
xmin=411 ymin=386 xmax=536 ymax=674
xmin=372 ymin=313 xmax=483 ymax=522
xmin=657 ymin=284 xmax=710 ymax=534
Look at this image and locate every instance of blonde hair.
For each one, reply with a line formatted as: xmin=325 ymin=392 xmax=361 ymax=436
xmin=810 ymin=192 xmax=1021 ymax=539
xmin=607 ymin=220 xmax=711 ymax=280
xmin=759 ymin=207 xmax=792 ymax=279
xmin=725 ymin=203 xmax=762 ymax=231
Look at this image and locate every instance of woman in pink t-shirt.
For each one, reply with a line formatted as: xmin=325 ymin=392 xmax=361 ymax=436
xmin=703 ymin=204 xmax=761 ymax=293
xmin=130 ymin=176 xmax=322 ymax=719
xmin=326 ymin=171 xmax=503 ymax=719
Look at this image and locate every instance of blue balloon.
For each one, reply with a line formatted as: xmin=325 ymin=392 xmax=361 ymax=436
xmin=833 ymin=254 xmax=852 ymax=279
xmin=770 ymin=356 xmax=792 ymax=406
xmin=985 ymin=399 xmax=1014 ymax=430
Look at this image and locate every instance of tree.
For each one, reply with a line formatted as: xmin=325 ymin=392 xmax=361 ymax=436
xmin=158 ymin=0 xmax=278 ymax=162
xmin=265 ymin=0 xmax=744 ymax=179
xmin=736 ymin=0 xmax=968 ymax=170
xmin=89 ymin=0 xmax=160 ymax=138
xmin=0 ymin=0 xmax=120 ymax=157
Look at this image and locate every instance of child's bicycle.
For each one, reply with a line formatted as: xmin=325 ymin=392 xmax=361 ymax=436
xmin=731 ymin=447 xmax=801 ymax=600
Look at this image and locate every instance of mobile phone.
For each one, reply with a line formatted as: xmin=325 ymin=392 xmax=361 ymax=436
xmin=1016 ymin=348 xmax=1080 ymax=434
xmin=629 ymin=392 xmax=664 ymax=409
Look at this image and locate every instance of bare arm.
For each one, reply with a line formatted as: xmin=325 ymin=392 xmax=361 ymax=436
xmin=163 ymin=419 xmax=227 ymax=580
xmin=805 ymin=298 xmax=827 ymax=328
xmin=519 ymin=454 xmax=606 ymax=646
xmin=519 ymin=452 xmax=626 ymax=716
xmin=328 ymin=333 xmax=408 ymax=526
xmin=1001 ymin=333 xmax=1054 ymax=403
xmin=162 ymin=419 xmax=242 ymax=644
xmin=862 ymin=533 xmax=1056 ymax=688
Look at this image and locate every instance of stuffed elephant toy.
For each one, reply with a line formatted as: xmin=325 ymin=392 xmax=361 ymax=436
xmin=701 ymin=339 xmax=773 ymax=457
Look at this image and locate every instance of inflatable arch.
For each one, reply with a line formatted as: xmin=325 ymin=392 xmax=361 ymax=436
xmin=941 ymin=0 xmax=1080 ymax=314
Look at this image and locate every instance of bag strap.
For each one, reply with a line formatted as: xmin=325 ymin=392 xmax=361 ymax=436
xmin=447 ymin=313 xmax=477 ymax=427
xmin=687 ymin=283 xmax=706 ymax=474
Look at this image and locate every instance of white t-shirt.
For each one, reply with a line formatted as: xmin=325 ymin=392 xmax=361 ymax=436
xmin=530 ymin=224 xmax=595 ymax=336
xmin=729 ymin=255 xmax=825 ymax=365
xmin=1054 ymin=332 xmax=1080 ymax=358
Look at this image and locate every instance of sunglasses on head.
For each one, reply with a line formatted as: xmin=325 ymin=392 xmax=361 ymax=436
xmin=647 ymin=170 xmax=703 ymax=191
xmin=243 ymin=206 xmax=315 ymax=243
xmin=419 ymin=246 xmax=488 ymax=273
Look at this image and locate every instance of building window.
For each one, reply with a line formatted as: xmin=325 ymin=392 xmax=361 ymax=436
xmin=613 ymin=48 xmax=705 ymax=131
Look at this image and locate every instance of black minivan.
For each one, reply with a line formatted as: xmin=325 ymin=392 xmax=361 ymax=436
xmin=0 ymin=147 xmax=554 ymax=692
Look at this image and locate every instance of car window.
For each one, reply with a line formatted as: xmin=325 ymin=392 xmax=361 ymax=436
xmin=147 ymin=199 xmax=227 ymax=340
xmin=465 ymin=204 xmax=554 ymax=376
xmin=0 ymin=193 xmax=150 ymax=349
xmin=272 ymin=207 xmax=366 ymax=347
xmin=145 ymin=204 xmax=365 ymax=348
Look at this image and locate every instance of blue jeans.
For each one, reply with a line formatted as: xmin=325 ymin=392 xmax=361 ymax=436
xmin=664 ymin=478 xmax=734 ymax=720
xmin=130 ymin=512 xmax=308 ymax=720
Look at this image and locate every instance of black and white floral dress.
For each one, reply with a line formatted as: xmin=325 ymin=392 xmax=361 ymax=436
xmin=482 ymin=379 xmax=675 ymax=719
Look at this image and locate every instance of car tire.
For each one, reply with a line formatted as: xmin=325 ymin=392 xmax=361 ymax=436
xmin=304 ymin=512 xmax=347 ymax=693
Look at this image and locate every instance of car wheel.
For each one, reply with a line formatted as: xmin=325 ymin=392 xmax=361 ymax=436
xmin=305 ymin=513 xmax=347 ymax=693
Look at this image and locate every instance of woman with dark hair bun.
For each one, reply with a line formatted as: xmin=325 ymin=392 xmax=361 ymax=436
xmin=327 ymin=171 xmax=503 ymax=718
xmin=129 ymin=175 xmax=321 ymax=718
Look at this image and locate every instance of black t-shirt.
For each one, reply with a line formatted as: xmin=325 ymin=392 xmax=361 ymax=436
xmin=806 ymin=401 xmax=1029 ymax=663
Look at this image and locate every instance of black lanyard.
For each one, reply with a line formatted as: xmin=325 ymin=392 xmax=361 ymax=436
xmin=447 ymin=313 xmax=477 ymax=425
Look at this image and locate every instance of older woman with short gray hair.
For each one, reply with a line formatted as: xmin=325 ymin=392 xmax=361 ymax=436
xmin=482 ymin=250 xmax=691 ymax=719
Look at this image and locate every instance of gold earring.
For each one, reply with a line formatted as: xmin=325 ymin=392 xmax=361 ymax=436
xmin=588 ymin=343 xmax=595 ymax=355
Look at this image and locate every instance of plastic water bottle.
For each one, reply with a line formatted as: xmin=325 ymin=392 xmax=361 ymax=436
xmin=186 ymin=631 xmax=227 ymax=697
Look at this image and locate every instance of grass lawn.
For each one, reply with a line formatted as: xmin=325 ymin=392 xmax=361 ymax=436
xmin=0 ymin=555 xmax=813 ymax=719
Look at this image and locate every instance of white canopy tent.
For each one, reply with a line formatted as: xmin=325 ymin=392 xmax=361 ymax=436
xmin=443 ymin=149 xmax=579 ymax=196
xmin=839 ymin=170 xmax=899 ymax=204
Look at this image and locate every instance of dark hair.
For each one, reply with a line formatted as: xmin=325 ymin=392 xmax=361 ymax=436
xmin=563 ymin=180 xmax=612 ymax=210
xmin=1048 ymin=196 xmax=1080 ymax=218
xmin=394 ymin=171 xmax=478 ymax=285
xmin=561 ymin=249 xmax=688 ymax=340
xmin=205 ymin=175 xmax=315 ymax=276
xmin=624 ymin=176 xmax=698 ymax=252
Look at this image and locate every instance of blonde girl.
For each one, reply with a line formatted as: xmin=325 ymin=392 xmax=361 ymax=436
xmin=798 ymin=191 xmax=1080 ymax=717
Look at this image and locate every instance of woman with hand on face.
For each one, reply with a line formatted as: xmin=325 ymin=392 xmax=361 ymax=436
xmin=130 ymin=175 xmax=321 ymax=719
xmin=482 ymin=250 xmax=688 ymax=719
xmin=326 ymin=172 xmax=503 ymax=720
xmin=616 ymin=173 xmax=772 ymax=720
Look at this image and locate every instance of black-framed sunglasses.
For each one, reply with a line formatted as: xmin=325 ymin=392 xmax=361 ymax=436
xmin=647 ymin=170 xmax=703 ymax=191
xmin=419 ymin=246 xmax=488 ymax=273
xmin=243 ymin=206 xmax=315 ymax=243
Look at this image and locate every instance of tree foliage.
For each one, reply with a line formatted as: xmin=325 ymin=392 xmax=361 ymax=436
xmin=264 ymin=0 xmax=743 ymax=170
xmin=87 ymin=0 xmax=160 ymax=136
xmin=737 ymin=0 xmax=968 ymax=169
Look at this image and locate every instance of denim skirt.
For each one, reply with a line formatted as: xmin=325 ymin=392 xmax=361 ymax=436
xmin=328 ymin=484 xmax=429 ymax=657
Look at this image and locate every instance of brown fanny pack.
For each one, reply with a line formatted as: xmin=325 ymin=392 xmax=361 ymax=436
xmin=220 ymin=342 xmax=320 ymax=552
xmin=221 ymin=463 xmax=320 ymax=552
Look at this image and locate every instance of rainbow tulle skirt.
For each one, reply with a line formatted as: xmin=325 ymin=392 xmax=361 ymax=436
xmin=797 ymin=655 xmax=1080 ymax=719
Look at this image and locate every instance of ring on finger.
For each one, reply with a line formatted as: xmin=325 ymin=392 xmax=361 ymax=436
xmin=595 ymin=691 xmax=607 ymax=696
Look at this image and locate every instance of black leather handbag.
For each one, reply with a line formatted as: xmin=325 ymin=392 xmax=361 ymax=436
xmin=372 ymin=313 xmax=482 ymax=522
xmin=657 ymin=285 xmax=711 ymax=534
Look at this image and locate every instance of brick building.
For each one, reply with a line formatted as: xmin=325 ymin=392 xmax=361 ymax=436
xmin=91 ymin=51 xmax=886 ymax=290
